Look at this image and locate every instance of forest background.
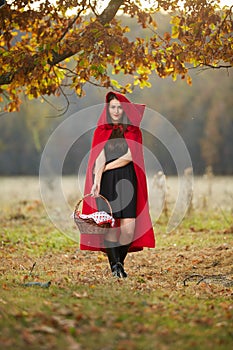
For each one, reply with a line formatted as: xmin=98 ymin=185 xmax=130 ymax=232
xmin=0 ymin=11 xmax=232 ymax=176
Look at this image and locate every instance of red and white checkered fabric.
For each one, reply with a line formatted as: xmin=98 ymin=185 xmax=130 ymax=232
xmin=78 ymin=211 xmax=115 ymax=227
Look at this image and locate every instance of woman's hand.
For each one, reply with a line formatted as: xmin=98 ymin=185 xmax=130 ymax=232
xmin=91 ymin=182 xmax=100 ymax=197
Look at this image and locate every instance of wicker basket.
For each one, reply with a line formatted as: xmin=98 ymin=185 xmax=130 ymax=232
xmin=74 ymin=194 xmax=113 ymax=234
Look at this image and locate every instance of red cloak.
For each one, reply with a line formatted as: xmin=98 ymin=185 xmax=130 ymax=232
xmin=80 ymin=92 xmax=155 ymax=252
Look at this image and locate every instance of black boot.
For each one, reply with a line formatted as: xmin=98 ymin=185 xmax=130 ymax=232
xmin=104 ymin=240 xmax=122 ymax=278
xmin=119 ymin=243 xmax=131 ymax=265
xmin=118 ymin=243 xmax=131 ymax=278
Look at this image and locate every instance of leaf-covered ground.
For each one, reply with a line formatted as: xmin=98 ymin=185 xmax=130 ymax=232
xmin=0 ymin=199 xmax=233 ymax=350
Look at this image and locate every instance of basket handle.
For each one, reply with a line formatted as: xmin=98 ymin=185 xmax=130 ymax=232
xmin=75 ymin=193 xmax=113 ymax=217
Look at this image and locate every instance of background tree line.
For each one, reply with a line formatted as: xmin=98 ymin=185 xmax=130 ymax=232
xmin=0 ymin=12 xmax=232 ymax=176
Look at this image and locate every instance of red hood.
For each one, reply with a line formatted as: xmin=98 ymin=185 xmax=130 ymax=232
xmin=97 ymin=91 xmax=145 ymax=128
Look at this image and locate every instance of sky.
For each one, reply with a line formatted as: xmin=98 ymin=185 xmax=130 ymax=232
xmin=6 ymin=0 xmax=233 ymax=15
xmin=64 ymin=0 xmax=232 ymax=17
xmin=98 ymin=0 xmax=232 ymax=11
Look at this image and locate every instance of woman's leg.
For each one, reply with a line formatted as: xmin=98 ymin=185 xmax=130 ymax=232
xmin=104 ymin=219 xmax=136 ymax=278
xmin=116 ymin=218 xmax=135 ymax=277
xmin=104 ymin=228 xmax=121 ymax=277
xmin=119 ymin=218 xmax=135 ymax=245
xmin=105 ymin=229 xmax=118 ymax=243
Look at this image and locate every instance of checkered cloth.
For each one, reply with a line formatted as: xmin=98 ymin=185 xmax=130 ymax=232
xmin=77 ymin=211 xmax=115 ymax=227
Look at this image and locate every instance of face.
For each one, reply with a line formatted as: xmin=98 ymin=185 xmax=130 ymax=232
xmin=108 ymin=98 xmax=123 ymax=124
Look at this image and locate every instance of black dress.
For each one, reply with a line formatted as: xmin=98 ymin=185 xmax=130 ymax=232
xmin=97 ymin=134 xmax=137 ymax=218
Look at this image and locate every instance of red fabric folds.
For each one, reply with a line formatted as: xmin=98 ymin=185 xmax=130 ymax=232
xmin=80 ymin=91 xmax=155 ymax=252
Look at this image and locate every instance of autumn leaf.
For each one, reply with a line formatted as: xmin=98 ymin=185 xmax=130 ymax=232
xmin=0 ymin=0 xmax=232 ymax=112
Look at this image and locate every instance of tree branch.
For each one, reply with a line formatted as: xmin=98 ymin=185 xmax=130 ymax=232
xmin=0 ymin=0 xmax=125 ymax=87
xmin=194 ymin=63 xmax=232 ymax=70
xmin=97 ymin=0 xmax=125 ymax=25
xmin=57 ymin=8 xmax=84 ymax=44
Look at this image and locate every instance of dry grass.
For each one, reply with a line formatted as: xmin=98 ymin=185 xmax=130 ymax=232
xmin=0 ymin=176 xmax=233 ymax=350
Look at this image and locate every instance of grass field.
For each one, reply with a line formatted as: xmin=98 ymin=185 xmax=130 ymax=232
xmin=0 ymin=176 xmax=233 ymax=350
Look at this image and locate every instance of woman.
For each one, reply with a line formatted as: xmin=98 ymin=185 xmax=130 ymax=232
xmin=80 ymin=92 xmax=155 ymax=278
